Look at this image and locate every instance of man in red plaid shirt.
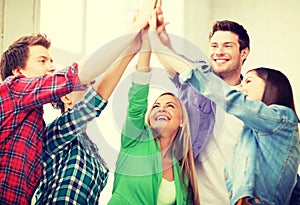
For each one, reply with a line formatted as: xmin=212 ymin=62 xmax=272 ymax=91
xmin=0 ymin=34 xmax=82 ymax=204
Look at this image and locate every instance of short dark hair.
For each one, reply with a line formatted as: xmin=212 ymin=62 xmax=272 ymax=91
xmin=51 ymin=98 xmax=65 ymax=114
xmin=248 ymin=67 xmax=298 ymax=121
xmin=0 ymin=33 xmax=51 ymax=80
xmin=209 ymin=20 xmax=250 ymax=52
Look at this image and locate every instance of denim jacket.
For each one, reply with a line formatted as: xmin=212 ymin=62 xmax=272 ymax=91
xmin=180 ymin=66 xmax=300 ymax=205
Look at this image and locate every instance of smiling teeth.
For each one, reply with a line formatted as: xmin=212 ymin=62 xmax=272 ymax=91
xmin=215 ymin=59 xmax=227 ymax=63
xmin=156 ymin=115 xmax=168 ymax=120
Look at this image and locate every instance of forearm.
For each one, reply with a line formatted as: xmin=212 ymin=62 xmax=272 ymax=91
xmin=136 ymin=51 xmax=151 ymax=72
xmin=136 ymin=30 xmax=151 ymax=73
xmin=78 ymin=32 xmax=139 ymax=85
xmin=149 ymin=32 xmax=194 ymax=74
xmin=93 ymin=51 xmax=136 ymax=101
xmin=155 ymin=52 xmax=177 ymax=78
xmin=18 ymin=64 xmax=79 ymax=108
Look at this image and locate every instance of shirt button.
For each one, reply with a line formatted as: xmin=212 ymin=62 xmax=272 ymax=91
xmin=228 ymin=193 xmax=232 ymax=198
xmin=224 ymin=173 xmax=228 ymax=179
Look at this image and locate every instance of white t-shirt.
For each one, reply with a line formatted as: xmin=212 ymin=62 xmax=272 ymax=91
xmin=157 ymin=178 xmax=176 ymax=205
xmin=196 ymin=105 xmax=244 ymax=205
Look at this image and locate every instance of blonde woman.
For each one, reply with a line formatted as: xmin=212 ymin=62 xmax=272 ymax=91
xmin=108 ymin=29 xmax=199 ymax=205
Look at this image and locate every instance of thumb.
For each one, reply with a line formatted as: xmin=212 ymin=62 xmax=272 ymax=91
xmin=157 ymin=22 xmax=170 ymax=34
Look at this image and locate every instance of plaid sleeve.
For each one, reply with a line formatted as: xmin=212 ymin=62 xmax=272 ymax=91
xmin=44 ymin=86 xmax=107 ymax=154
xmin=10 ymin=63 xmax=80 ymax=110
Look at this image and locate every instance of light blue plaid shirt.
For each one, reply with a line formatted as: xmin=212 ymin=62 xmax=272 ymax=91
xmin=35 ymin=86 xmax=108 ymax=205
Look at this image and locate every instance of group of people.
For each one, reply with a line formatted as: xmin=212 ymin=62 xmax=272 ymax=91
xmin=0 ymin=0 xmax=299 ymax=204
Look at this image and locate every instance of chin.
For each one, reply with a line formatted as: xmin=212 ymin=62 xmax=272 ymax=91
xmin=151 ymin=124 xmax=167 ymax=136
xmin=213 ymin=66 xmax=227 ymax=74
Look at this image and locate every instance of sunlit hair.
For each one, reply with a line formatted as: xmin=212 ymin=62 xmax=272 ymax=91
xmin=0 ymin=33 xmax=51 ymax=80
xmin=248 ymin=67 xmax=299 ymax=122
xmin=209 ymin=20 xmax=250 ymax=64
xmin=147 ymin=92 xmax=200 ymax=205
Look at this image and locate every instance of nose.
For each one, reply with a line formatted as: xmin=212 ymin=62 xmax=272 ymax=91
xmin=237 ymin=84 xmax=247 ymax=95
xmin=215 ymin=46 xmax=225 ymax=55
xmin=158 ymin=106 xmax=166 ymax=112
xmin=47 ymin=64 xmax=56 ymax=74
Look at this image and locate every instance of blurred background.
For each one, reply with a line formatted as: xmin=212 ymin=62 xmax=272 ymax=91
xmin=1 ymin=0 xmax=299 ymax=204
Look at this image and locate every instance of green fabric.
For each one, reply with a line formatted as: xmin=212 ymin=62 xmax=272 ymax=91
xmin=108 ymin=83 xmax=189 ymax=205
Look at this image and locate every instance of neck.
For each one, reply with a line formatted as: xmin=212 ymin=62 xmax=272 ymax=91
xmin=160 ymin=144 xmax=172 ymax=159
xmin=157 ymin=135 xmax=174 ymax=158
xmin=220 ymin=73 xmax=241 ymax=86
xmin=215 ymin=65 xmax=242 ymax=86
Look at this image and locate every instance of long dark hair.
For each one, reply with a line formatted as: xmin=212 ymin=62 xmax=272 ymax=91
xmin=248 ymin=67 xmax=299 ymax=121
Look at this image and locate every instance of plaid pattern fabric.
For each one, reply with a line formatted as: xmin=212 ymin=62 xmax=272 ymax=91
xmin=0 ymin=64 xmax=79 ymax=205
xmin=35 ymin=87 xmax=109 ymax=205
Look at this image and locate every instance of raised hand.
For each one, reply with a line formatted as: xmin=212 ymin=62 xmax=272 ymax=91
xmin=147 ymin=2 xmax=194 ymax=77
xmin=155 ymin=0 xmax=164 ymax=27
xmin=149 ymin=2 xmax=173 ymax=51
xmin=131 ymin=0 xmax=157 ymax=32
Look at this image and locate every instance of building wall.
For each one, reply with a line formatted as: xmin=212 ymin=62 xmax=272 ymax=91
xmin=1 ymin=0 xmax=39 ymax=51
xmin=1 ymin=0 xmax=299 ymax=203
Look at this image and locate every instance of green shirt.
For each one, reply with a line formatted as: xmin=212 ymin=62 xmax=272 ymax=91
xmin=108 ymin=71 xmax=189 ymax=205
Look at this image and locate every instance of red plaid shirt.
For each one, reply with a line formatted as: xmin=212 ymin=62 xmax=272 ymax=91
xmin=0 ymin=63 xmax=80 ymax=204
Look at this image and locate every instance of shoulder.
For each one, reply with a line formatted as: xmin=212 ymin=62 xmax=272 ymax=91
xmin=3 ymin=74 xmax=28 ymax=84
xmin=269 ymin=104 xmax=298 ymax=124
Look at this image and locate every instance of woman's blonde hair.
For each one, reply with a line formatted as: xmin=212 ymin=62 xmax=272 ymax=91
xmin=147 ymin=92 xmax=200 ymax=205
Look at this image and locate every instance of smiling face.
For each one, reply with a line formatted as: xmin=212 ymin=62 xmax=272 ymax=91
xmin=148 ymin=94 xmax=182 ymax=138
xmin=209 ymin=31 xmax=249 ymax=84
xmin=241 ymin=70 xmax=266 ymax=101
xmin=13 ymin=45 xmax=56 ymax=77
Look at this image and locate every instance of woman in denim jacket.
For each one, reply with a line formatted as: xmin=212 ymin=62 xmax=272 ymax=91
xmin=178 ymin=66 xmax=300 ymax=205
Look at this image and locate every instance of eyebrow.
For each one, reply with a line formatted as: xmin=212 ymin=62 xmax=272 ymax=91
xmin=153 ymin=101 xmax=176 ymax=106
xmin=244 ymin=76 xmax=254 ymax=81
xmin=166 ymin=102 xmax=176 ymax=105
xmin=37 ymin=55 xmax=53 ymax=63
xmin=210 ymin=41 xmax=236 ymax=45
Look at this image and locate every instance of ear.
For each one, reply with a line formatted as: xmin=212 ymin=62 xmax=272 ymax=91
xmin=179 ymin=120 xmax=183 ymax=127
xmin=12 ymin=66 xmax=22 ymax=76
xmin=241 ymin=48 xmax=249 ymax=61
xmin=60 ymin=93 xmax=73 ymax=106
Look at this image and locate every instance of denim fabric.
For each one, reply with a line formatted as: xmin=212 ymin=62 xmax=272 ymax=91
xmin=171 ymin=73 xmax=216 ymax=160
xmin=290 ymin=175 xmax=300 ymax=205
xmin=180 ymin=66 xmax=300 ymax=205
